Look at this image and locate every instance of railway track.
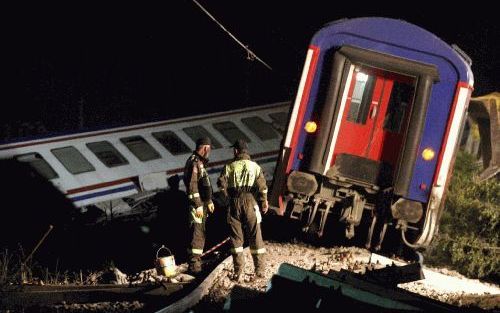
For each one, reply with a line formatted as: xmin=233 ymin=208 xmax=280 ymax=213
xmin=0 ymin=244 xmax=231 ymax=313
xmin=1 ymin=283 xmax=182 ymax=311
xmin=1 ymin=240 xmax=498 ymax=312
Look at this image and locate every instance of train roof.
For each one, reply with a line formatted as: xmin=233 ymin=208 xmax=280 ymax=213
xmin=0 ymin=101 xmax=289 ymax=150
xmin=311 ymin=17 xmax=473 ymax=85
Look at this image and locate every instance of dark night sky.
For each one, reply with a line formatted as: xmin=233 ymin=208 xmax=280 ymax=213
xmin=0 ymin=2 xmax=498 ymax=138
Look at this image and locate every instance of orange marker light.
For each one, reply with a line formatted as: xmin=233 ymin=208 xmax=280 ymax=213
xmin=304 ymin=121 xmax=317 ymax=133
xmin=422 ymin=148 xmax=435 ymax=161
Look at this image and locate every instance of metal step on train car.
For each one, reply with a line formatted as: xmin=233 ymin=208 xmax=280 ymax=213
xmin=0 ymin=102 xmax=289 ymax=222
xmin=270 ymin=17 xmax=474 ymax=251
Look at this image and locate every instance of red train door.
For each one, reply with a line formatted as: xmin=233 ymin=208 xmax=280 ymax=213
xmin=329 ymin=67 xmax=415 ymax=178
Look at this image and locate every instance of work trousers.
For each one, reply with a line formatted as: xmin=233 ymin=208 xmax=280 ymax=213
xmin=188 ymin=206 xmax=206 ymax=272
xmin=228 ymin=193 xmax=265 ymax=275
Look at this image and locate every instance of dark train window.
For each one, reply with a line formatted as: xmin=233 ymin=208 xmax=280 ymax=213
xmin=86 ymin=141 xmax=129 ymax=167
xmin=152 ymin=131 xmax=191 ymax=155
xmin=242 ymin=116 xmax=278 ymax=140
xmin=213 ymin=121 xmax=251 ymax=145
xmin=120 ymin=136 xmax=161 ymax=161
xmin=269 ymin=112 xmax=288 ymax=132
xmin=15 ymin=152 xmax=59 ymax=180
xmin=51 ymin=146 xmax=96 ymax=174
xmin=346 ymin=71 xmax=375 ymax=125
xmin=183 ymin=126 xmax=222 ymax=149
xmin=383 ymin=81 xmax=413 ymax=133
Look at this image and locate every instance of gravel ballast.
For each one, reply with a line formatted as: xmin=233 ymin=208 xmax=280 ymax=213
xmin=194 ymin=241 xmax=500 ymax=311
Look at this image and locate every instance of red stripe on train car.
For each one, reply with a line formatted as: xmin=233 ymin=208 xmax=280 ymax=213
xmin=432 ymin=81 xmax=472 ymax=185
xmin=286 ymin=45 xmax=320 ymax=173
xmin=67 ymin=177 xmax=134 ymax=195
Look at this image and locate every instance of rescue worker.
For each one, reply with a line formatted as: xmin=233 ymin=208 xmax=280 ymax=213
xmin=183 ymin=137 xmax=215 ymax=273
xmin=218 ymin=139 xmax=268 ymax=281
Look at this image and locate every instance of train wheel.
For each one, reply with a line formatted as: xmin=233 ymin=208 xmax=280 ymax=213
xmin=298 ymin=211 xmax=321 ymax=244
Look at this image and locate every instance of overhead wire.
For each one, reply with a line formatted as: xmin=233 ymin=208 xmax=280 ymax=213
xmin=191 ymin=0 xmax=273 ymax=71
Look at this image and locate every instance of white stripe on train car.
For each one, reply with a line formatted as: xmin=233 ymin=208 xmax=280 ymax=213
xmin=417 ymin=84 xmax=472 ymax=246
xmin=284 ymin=48 xmax=315 ymax=148
xmin=323 ymin=65 xmax=355 ymax=174
xmin=432 ymin=85 xmax=471 ymax=202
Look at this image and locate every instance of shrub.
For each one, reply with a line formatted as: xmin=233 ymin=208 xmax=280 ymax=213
xmin=425 ymin=152 xmax=499 ymax=280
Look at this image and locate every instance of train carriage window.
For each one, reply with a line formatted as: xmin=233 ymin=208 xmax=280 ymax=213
xmin=242 ymin=116 xmax=278 ymax=140
xmin=213 ymin=121 xmax=251 ymax=145
xmin=269 ymin=112 xmax=287 ymax=132
xmin=152 ymin=131 xmax=191 ymax=155
xmin=183 ymin=126 xmax=222 ymax=149
xmin=383 ymin=82 xmax=413 ymax=133
xmin=86 ymin=141 xmax=129 ymax=167
xmin=15 ymin=153 xmax=59 ymax=180
xmin=120 ymin=136 xmax=161 ymax=161
xmin=346 ymin=72 xmax=375 ymax=125
xmin=51 ymin=146 xmax=95 ymax=174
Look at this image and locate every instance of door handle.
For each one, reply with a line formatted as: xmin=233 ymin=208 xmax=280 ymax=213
xmin=371 ymin=106 xmax=377 ymax=119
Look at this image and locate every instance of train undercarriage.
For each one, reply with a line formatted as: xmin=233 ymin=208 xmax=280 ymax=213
xmin=284 ymin=170 xmax=426 ymax=251
xmin=73 ymin=191 xmax=160 ymax=225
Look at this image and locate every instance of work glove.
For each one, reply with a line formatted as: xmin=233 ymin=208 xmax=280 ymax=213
xmin=195 ymin=206 xmax=204 ymax=219
xmin=260 ymin=200 xmax=269 ymax=214
xmin=206 ymin=201 xmax=215 ymax=214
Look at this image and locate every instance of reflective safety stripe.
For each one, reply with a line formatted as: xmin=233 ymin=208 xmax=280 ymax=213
xmin=200 ymin=168 xmax=210 ymax=183
xmin=188 ymin=193 xmax=200 ymax=199
xmin=231 ymin=247 xmax=244 ymax=254
xmin=250 ymin=248 xmax=266 ymax=254
xmin=190 ymin=207 xmax=204 ymax=224
xmin=191 ymin=248 xmax=203 ymax=255
xmin=254 ymin=204 xmax=262 ymax=224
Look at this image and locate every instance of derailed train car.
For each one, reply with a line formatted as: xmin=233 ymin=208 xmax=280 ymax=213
xmin=0 ymin=103 xmax=288 ymax=221
xmin=270 ymin=17 xmax=474 ymax=250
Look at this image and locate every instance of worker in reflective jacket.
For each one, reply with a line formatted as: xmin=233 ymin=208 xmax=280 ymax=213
xmin=218 ymin=139 xmax=268 ymax=281
xmin=183 ymin=137 xmax=215 ymax=273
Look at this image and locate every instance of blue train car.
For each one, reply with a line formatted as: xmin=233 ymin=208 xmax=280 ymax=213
xmin=270 ymin=17 xmax=474 ymax=250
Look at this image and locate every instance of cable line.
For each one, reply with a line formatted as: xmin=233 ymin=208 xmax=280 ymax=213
xmin=192 ymin=0 xmax=273 ymax=71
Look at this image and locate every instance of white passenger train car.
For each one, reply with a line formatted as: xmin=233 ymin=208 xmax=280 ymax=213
xmin=0 ymin=102 xmax=289 ymax=217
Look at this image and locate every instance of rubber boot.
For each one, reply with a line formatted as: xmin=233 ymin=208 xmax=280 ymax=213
xmin=252 ymin=254 xmax=266 ymax=278
xmin=188 ymin=255 xmax=202 ymax=274
xmin=232 ymin=253 xmax=244 ymax=282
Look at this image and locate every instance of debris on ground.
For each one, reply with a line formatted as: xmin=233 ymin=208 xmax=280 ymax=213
xmin=193 ymin=241 xmax=500 ymax=311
